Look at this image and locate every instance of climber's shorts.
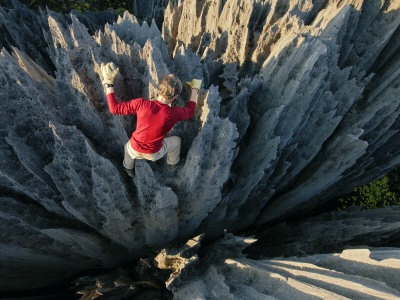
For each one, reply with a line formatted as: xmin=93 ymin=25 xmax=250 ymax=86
xmin=123 ymin=136 xmax=181 ymax=169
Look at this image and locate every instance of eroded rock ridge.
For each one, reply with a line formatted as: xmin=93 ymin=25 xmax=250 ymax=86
xmin=0 ymin=0 xmax=399 ymax=293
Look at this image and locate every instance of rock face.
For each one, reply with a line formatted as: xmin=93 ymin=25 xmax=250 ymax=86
xmin=245 ymin=206 xmax=400 ymax=259
xmin=68 ymin=224 xmax=400 ymax=299
xmin=0 ymin=0 xmax=399 ymax=293
xmin=163 ymin=0 xmax=400 ymax=230
xmin=166 ymin=233 xmax=400 ymax=300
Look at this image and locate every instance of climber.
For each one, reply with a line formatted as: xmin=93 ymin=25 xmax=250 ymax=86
xmin=101 ymin=62 xmax=201 ymax=177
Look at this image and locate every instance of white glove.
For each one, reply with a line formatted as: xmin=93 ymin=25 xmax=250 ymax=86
xmin=101 ymin=62 xmax=119 ymax=85
xmin=186 ymin=79 xmax=202 ymax=90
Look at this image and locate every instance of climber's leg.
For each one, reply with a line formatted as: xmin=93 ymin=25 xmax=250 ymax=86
xmin=123 ymin=137 xmax=181 ymax=171
xmin=138 ymin=136 xmax=181 ymax=165
xmin=164 ymin=136 xmax=181 ymax=166
xmin=123 ymin=141 xmax=137 ymax=174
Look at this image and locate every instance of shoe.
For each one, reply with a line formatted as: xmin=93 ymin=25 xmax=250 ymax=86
xmin=167 ymin=162 xmax=179 ymax=171
xmin=125 ymin=168 xmax=134 ymax=177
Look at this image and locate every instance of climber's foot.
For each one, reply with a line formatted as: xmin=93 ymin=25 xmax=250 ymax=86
xmin=125 ymin=167 xmax=134 ymax=177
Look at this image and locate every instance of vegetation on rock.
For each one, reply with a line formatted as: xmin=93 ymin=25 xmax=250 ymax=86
xmin=338 ymin=169 xmax=400 ymax=210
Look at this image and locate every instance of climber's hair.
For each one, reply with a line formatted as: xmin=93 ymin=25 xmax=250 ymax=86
xmin=158 ymin=74 xmax=182 ymax=99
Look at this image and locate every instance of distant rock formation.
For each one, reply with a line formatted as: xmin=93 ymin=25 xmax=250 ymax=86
xmin=0 ymin=0 xmax=399 ymax=293
xmin=132 ymin=0 xmax=170 ymax=28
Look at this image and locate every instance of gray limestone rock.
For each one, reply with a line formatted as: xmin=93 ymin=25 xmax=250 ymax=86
xmin=163 ymin=0 xmax=400 ymax=227
xmin=0 ymin=0 xmax=399 ymax=293
xmin=164 ymin=231 xmax=400 ymax=300
xmin=246 ymin=206 xmax=400 ymax=259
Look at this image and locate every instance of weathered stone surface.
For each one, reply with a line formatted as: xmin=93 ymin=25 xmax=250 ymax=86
xmin=0 ymin=0 xmax=119 ymax=75
xmin=61 ymin=208 xmax=400 ymax=299
xmin=163 ymin=0 xmax=400 ymax=228
xmin=165 ymin=231 xmax=400 ymax=300
xmin=0 ymin=0 xmax=399 ymax=294
xmin=246 ymin=206 xmax=400 ymax=259
xmin=0 ymin=1 xmax=239 ymax=290
xmin=73 ymin=256 xmax=173 ymax=299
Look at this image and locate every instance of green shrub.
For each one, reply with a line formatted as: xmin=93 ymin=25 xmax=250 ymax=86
xmin=338 ymin=175 xmax=400 ymax=210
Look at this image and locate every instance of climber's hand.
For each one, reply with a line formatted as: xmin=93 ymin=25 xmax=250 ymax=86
xmin=186 ymin=79 xmax=202 ymax=90
xmin=101 ymin=62 xmax=119 ymax=85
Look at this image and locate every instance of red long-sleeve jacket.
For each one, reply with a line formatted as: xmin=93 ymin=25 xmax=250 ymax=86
xmin=107 ymin=93 xmax=196 ymax=153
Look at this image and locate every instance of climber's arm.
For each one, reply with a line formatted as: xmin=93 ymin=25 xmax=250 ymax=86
xmin=106 ymin=86 xmax=114 ymax=95
xmin=174 ymin=101 xmax=197 ymax=120
xmin=173 ymin=79 xmax=201 ymax=120
xmin=186 ymin=79 xmax=202 ymax=104
xmin=101 ymin=62 xmax=141 ymax=115
xmin=106 ymin=89 xmax=126 ymax=115
xmin=172 ymin=89 xmax=198 ymax=121
xmin=189 ymin=88 xmax=198 ymax=104
xmin=106 ymin=89 xmax=141 ymax=115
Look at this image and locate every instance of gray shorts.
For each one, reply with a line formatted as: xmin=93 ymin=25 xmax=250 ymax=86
xmin=123 ymin=136 xmax=181 ymax=169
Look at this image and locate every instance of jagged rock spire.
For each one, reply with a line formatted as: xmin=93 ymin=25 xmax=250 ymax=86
xmin=0 ymin=0 xmax=399 ymax=292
